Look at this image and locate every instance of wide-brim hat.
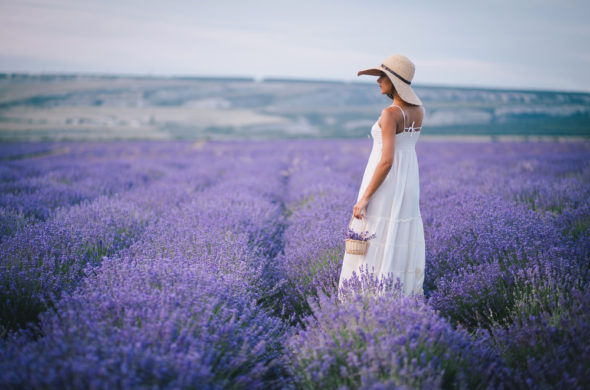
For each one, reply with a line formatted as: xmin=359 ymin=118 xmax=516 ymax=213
xmin=357 ymin=54 xmax=422 ymax=106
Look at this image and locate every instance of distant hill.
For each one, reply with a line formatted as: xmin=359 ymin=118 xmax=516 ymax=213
xmin=0 ymin=73 xmax=588 ymax=141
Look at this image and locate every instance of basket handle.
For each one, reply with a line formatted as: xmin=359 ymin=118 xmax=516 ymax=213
xmin=348 ymin=215 xmax=366 ymax=236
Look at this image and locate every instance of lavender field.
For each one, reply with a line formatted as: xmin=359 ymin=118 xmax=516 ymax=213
xmin=0 ymin=139 xmax=589 ymax=389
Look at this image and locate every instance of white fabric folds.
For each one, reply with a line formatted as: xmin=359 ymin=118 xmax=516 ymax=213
xmin=339 ymin=105 xmax=425 ymax=296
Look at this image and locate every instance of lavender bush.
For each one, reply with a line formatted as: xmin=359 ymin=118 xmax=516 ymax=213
xmin=284 ymin=267 xmax=504 ymax=389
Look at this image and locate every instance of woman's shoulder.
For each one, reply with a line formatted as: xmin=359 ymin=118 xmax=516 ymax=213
xmin=381 ymin=105 xmax=403 ymax=117
xmin=391 ymin=103 xmax=425 ymax=120
xmin=380 ymin=105 xmax=404 ymax=123
xmin=378 ymin=105 xmax=404 ymax=132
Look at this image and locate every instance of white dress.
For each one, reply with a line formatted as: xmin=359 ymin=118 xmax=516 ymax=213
xmin=338 ymin=104 xmax=425 ymax=296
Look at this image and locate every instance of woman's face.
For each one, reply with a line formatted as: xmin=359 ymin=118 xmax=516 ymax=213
xmin=377 ymin=72 xmax=394 ymax=95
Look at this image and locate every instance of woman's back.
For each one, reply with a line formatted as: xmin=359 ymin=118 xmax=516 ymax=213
xmin=381 ymin=104 xmax=425 ymax=135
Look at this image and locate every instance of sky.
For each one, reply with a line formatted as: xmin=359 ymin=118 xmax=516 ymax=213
xmin=0 ymin=0 xmax=589 ymax=92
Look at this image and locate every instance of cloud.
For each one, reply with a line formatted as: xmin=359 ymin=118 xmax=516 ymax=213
xmin=413 ymin=57 xmax=588 ymax=91
xmin=0 ymin=0 xmax=589 ymax=91
xmin=0 ymin=1 xmax=377 ymax=79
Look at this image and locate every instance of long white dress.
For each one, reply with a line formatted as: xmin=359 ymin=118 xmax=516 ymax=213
xmin=338 ymin=104 xmax=425 ymax=296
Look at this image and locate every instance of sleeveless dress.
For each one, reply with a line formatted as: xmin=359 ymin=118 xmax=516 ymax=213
xmin=338 ymin=104 xmax=425 ymax=296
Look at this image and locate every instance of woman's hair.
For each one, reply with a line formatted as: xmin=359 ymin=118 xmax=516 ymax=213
xmin=386 ymin=85 xmax=396 ymax=100
xmin=382 ymin=72 xmax=396 ymax=100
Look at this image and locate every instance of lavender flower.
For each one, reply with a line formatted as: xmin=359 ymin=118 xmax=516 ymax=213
xmin=345 ymin=226 xmax=376 ymax=241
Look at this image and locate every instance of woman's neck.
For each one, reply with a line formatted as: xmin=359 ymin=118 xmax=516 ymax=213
xmin=392 ymin=95 xmax=406 ymax=107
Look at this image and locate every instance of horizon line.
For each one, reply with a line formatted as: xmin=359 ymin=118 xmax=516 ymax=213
xmin=1 ymin=71 xmax=588 ymax=95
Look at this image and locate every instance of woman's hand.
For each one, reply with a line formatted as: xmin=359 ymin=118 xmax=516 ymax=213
xmin=353 ymin=198 xmax=369 ymax=219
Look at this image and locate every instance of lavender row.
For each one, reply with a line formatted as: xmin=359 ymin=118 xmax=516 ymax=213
xmin=417 ymin=141 xmax=590 ymax=387
xmin=0 ymin=142 xmax=64 ymax=159
xmin=274 ymin=140 xmax=363 ymax=323
xmin=0 ymin=142 xmax=201 ymax=238
xmin=418 ymin=142 xmax=589 ymax=325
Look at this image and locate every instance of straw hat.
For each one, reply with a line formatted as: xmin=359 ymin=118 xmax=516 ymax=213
xmin=357 ymin=54 xmax=422 ymax=106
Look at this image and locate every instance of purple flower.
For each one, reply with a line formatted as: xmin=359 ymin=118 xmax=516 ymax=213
xmin=345 ymin=227 xmax=376 ymax=242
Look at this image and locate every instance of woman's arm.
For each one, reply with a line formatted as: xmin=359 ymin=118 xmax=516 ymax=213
xmin=353 ymin=107 xmax=397 ymax=218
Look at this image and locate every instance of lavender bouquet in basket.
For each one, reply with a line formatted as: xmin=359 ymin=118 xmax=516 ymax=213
xmin=345 ymin=227 xmax=376 ymax=242
xmin=345 ymin=216 xmax=376 ymax=255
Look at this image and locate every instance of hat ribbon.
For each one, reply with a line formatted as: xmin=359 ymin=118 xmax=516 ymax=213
xmin=381 ymin=64 xmax=412 ymax=85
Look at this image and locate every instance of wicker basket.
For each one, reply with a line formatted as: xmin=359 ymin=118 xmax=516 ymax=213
xmin=345 ymin=215 xmax=369 ymax=255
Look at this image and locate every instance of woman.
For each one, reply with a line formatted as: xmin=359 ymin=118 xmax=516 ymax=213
xmin=338 ymin=54 xmax=426 ymax=297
